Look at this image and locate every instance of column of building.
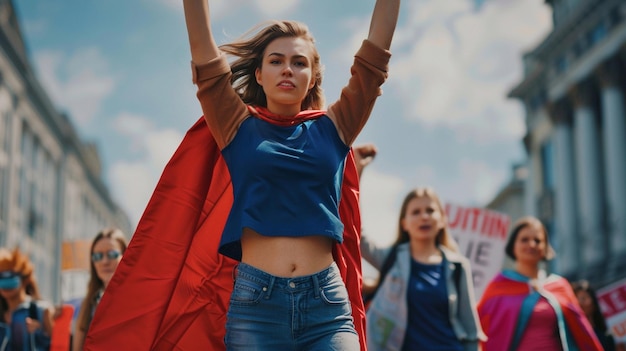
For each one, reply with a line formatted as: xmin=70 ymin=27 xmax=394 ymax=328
xmin=569 ymin=82 xmax=606 ymax=274
xmin=548 ymin=102 xmax=579 ymax=276
xmin=0 ymin=76 xmax=10 ymax=246
xmin=523 ymin=147 xmax=537 ymax=218
xmin=596 ymin=57 xmax=626 ymax=272
xmin=2 ymin=86 xmax=19 ymax=246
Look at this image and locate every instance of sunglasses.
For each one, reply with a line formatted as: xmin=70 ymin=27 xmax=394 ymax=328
xmin=91 ymin=250 xmax=122 ymax=262
xmin=0 ymin=271 xmax=21 ymax=290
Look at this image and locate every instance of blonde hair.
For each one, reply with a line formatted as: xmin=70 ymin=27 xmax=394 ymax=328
xmin=76 ymin=228 xmax=128 ymax=333
xmin=220 ymin=20 xmax=325 ymax=110
xmin=394 ymin=187 xmax=459 ymax=252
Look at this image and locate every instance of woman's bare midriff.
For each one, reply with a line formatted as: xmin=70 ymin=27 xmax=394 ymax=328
xmin=240 ymin=227 xmax=335 ymax=277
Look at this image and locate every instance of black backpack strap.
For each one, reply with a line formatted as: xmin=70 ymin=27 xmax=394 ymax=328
xmin=29 ymin=300 xmax=39 ymax=320
xmin=364 ymin=245 xmax=399 ymax=305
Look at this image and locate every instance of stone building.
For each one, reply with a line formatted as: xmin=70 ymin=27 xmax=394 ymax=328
xmin=509 ymin=0 xmax=626 ymax=287
xmin=0 ymin=0 xmax=132 ymax=302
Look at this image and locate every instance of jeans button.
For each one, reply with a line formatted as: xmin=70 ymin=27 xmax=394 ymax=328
xmin=289 ymin=282 xmax=296 ymax=288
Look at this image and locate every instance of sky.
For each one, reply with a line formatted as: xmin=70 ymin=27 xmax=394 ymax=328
xmin=14 ymin=0 xmax=552 ymax=248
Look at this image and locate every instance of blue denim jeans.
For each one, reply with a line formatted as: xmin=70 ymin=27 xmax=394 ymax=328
xmin=224 ymin=262 xmax=360 ymax=351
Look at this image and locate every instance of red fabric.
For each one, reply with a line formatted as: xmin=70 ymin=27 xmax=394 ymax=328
xmin=247 ymin=105 xmax=327 ymax=126
xmin=478 ymin=273 xmax=603 ymax=351
xmin=546 ymin=278 xmax=604 ymax=351
xmin=84 ymin=117 xmax=366 ymax=351
xmin=50 ymin=304 xmax=74 ymax=351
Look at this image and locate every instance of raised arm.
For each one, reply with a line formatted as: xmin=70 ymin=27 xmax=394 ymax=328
xmin=353 ymin=143 xmax=377 ymax=178
xmin=182 ymin=0 xmax=248 ymax=149
xmin=327 ymin=0 xmax=400 ymax=146
xmin=183 ymin=0 xmax=220 ymax=64
xmin=368 ymin=0 xmax=401 ymax=50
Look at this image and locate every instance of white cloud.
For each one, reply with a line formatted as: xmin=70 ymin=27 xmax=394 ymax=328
xmin=109 ymin=112 xmax=184 ymax=225
xmin=360 ymin=157 xmax=508 ymax=247
xmin=438 ymin=158 xmax=508 ymax=207
xmin=33 ymin=48 xmax=115 ymax=126
xmin=252 ymin=0 xmax=300 ymax=17
xmin=109 ymin=161 xmax=155 ymax=227
xmin=390 ymin=0 xmax=551 ymax=142
xmin=360 ymin=168 xmax=406 ymax=248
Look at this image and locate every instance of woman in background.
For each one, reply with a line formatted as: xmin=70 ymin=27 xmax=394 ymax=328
xmin=72 ymin=228 xmax=127 ymax=351
xmin=478 ymin=216 xmax=602 ymax=350
xmin=0 ymin=247 xmax=54 ymax=351
xmin=571 ymin=279 xmax=626 ymax=351
xmin=356 ymin=144 xmax=485 ymax=351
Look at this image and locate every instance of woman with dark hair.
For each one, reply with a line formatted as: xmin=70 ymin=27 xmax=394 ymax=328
xmin=72 ymin=228 xmax=127 ymax=351
xmin=571 ymin=280 xmax=626 ymax=351
xmin=0 ymin=247 xmax=54 ymax=351
xmin=477 ymin=216 xmax=603 ymax=351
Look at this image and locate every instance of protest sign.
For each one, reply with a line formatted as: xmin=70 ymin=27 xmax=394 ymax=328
xmin=60 ymin=239 xmax=92 ymax=303
xmin=445 ymin=203 xmax=510 ymax=298
xmin=598 ymin=278 xmax=626 ymax=343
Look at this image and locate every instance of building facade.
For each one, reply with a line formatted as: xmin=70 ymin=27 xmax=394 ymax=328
xmin=0 ymin=0 xmax=132 ymax=302
xmin=509 ymin=0 xmax=626 ymax=287
xmin=486 ymin=164 xmax=527 ymax=224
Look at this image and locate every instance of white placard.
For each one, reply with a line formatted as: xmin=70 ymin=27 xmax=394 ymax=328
xmin=445 ymin=203 xmax=510 ymax=298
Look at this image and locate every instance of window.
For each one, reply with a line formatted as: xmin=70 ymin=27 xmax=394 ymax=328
xmin=529 ymin=91 xmax=546 ymax=112
xmin=588 ymin=22 xmax=608 ymax=46
xmin=541 ymin=140 xmax=556 ymax=189
xmin=554 ymin=55 xmax=568 ymax=75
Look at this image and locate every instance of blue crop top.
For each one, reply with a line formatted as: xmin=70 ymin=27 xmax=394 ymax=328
xmin=219 ymin=114 xmax=350 ymax=261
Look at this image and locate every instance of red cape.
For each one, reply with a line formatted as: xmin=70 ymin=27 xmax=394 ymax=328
xmin=84 ymin=117 xmax=366 ymax=350
xmin=478 ymin=272 xmax=602 ymax=351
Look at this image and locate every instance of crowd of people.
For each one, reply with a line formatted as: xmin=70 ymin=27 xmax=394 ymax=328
xmin=0 ymin=227 xmax=129 ymax=351
xmin=2 ymin=0 xmax=624 ymax=350
xmin=2 ymin=214 xmax=623 ymax=350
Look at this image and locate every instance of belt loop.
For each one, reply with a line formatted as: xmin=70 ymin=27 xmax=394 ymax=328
xmin=312 ymin=273 xmax=321 ymax=298
xmin=265 ymin=276 xmax=275 ymax=299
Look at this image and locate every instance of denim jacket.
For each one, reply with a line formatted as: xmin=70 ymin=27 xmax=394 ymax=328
xmin=361 ymin=236 xmax=486 ymax=351
xmin=0 ymin=299 xmax=51 ymax=351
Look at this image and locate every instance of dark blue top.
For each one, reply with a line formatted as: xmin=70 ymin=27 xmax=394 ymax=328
xmin=220 ymin=115 xmax=349 ymax=261
xmin=0 ymin=299 xmax=51 ymax=351
xmin=402 ymin=259 xmax=463 ymax=351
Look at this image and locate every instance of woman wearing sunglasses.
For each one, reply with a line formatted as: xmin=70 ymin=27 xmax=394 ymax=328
xmin=72 ymin=228 xmax=127 ymax=351
xmin=0 ymin=247 xmax=54 ymax=351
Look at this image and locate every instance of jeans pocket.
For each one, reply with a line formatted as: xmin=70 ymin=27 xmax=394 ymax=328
xmin=319 ymin=279 xmax=350 ymax=306
xmin=230 ymin=278 xmax=265 ymax=306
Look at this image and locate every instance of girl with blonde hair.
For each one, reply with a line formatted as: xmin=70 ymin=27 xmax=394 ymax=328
xmin=361 ymin=186 xmax=485 ymax=351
